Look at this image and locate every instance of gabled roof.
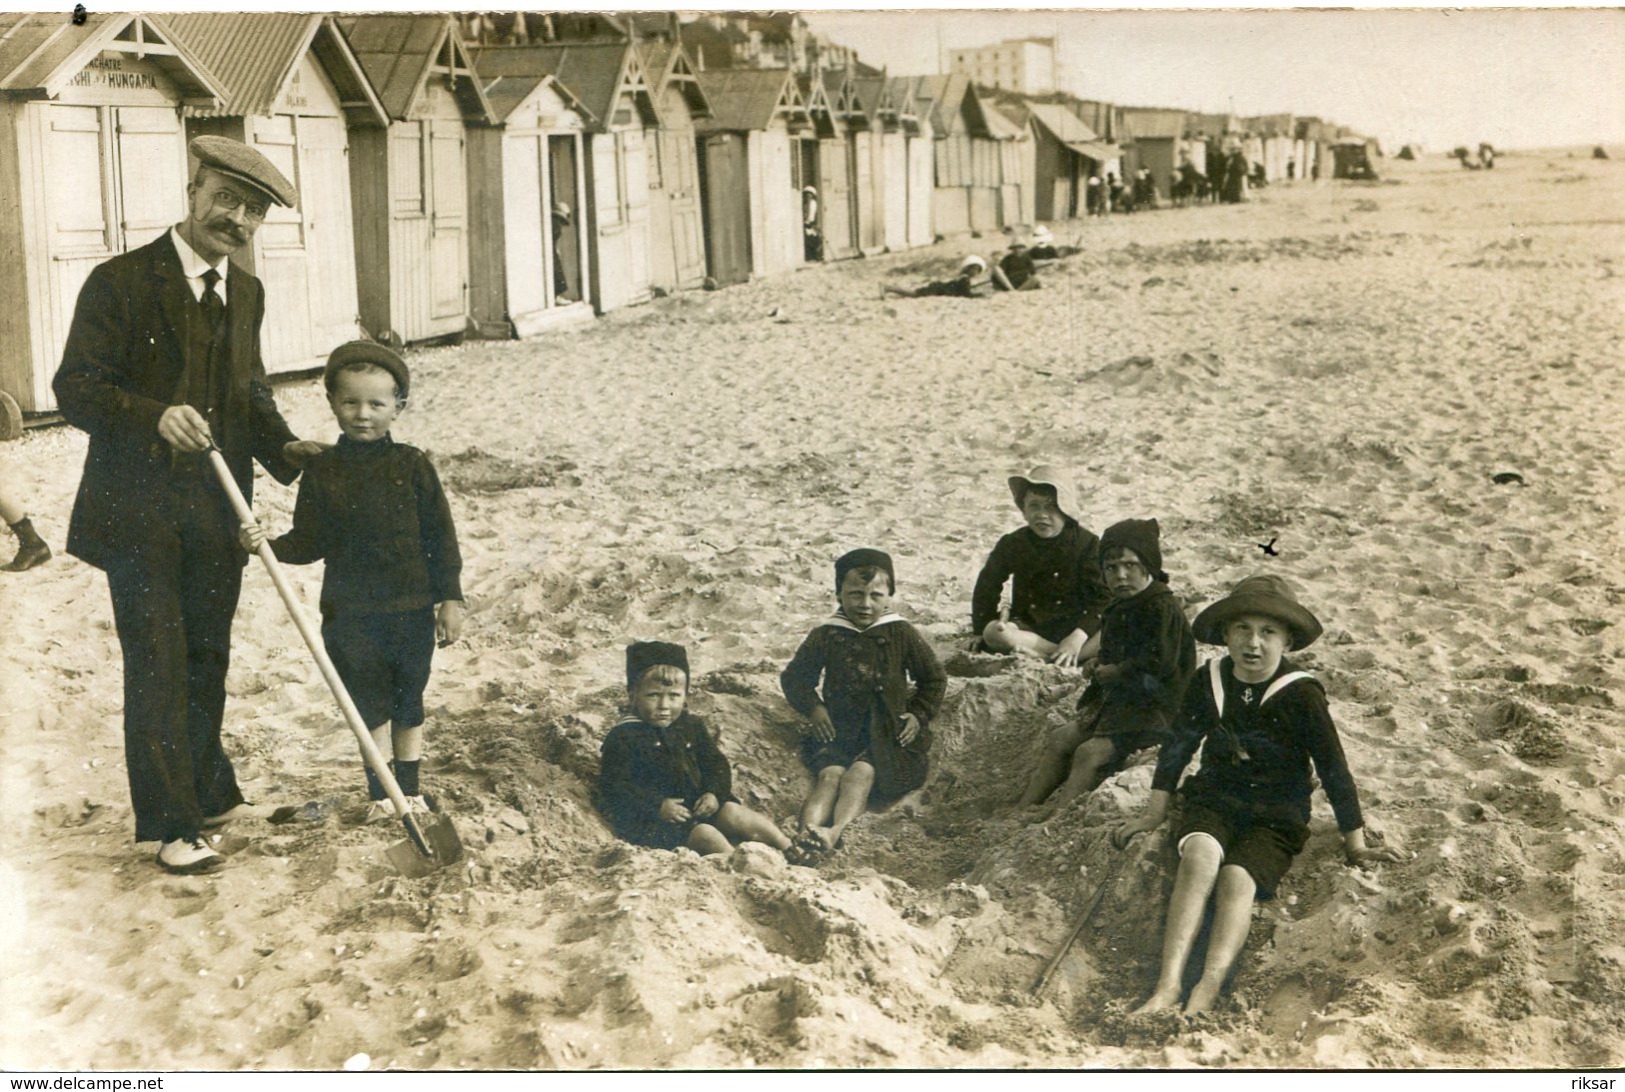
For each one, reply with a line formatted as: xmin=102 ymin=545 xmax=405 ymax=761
xmin=467 ymin=42 xmax=653 ymax=132
xmin=469 ymin=56 xmax=590 ymax=127
xmin=798 ymin=72 xmax=840 ymax=138
xmin=694 ymin=68 xmax=805 ymax=133
xmin=0 ymin=12 xmax=223 ymax=106
xmin=821 ymin=68 xmax=868 ymax=128
xmin=1023 ymin=102 xmax=1118 ymax=162
xmin=639 ymin=39 xmax=709 ymax=121
xmin=1122 ymin=107 xmax=1186 ymax=141
xmin=338 ymin=14 xmax=493 ymax=124
xmin=165 ymin=14 xmax=386 ymax=126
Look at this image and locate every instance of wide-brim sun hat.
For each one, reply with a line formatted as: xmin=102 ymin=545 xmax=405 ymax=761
xmin=1008 ymin=466 xmax=1077 ymax=522
xmin=960 ymin=255 xmax=987 ymax=274
xmin=1193 ymin=573 xmax=1324 ymax=650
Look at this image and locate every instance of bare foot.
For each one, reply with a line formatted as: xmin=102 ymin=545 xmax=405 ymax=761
xmin=808 ymin=825 xmax=838 ymax=852
xmin=1183 ymin=980 xmax=1221 ymax=1015
xmin=1025 ymin=803 xmax=1056 ymax=825
xmin=1132 ymin=988 xmax=1182 ymax=1015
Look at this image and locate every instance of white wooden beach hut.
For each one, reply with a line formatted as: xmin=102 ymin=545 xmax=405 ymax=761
xmin=640 ymin=39 xmax=710 ymax=294
xmin=900 ymin=76 xmax=935 ymax=249
xmin=166 ymin=13 xmax=385 ymax=375
xmin=464 ymin=47 xmax=595 ymax=337
xmin=693 ymin=67 xmax=807 ymax=283
xmin=0 ymin=13 xmax=223 ymax=415
xmin=339 ymin=14 xmax=495 ymax=346
xmin=801 ymin=74 xmax=854 ymax=262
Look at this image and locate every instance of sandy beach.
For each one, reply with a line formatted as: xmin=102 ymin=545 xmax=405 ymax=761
xmin=1 ymin=150 xmax=1621 ymax=1070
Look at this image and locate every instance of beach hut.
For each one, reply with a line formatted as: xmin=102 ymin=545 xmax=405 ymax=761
xmin=166 ymin=14 xmax=386 ymax=375
xmin=496 ymin=43 xmax=659 ymax=314
xmin=1016 ymin=100 xmax=1117 ymax=221
xmin=339 ymin=15 xmax=495 ymax=346
xmin=1121 ymin=107 xmax=1187 ymax=199
xmin=918 ymin=74 xmax=1023 ymax=236
xmin=825 ymin=69 xmax=882 ymax=257
xmin=693 ymin=67 xmax=807 ymax=283
xmin=855 ymin=76 xmax=909 ymax=254
xmin=897 ymin=76 xmax=935 ymax=249
xmin=463 ymin=46 xmax=596 ymax=338
xmin=639 ymin=40 xmax=709 ymax=294
xmin=800 ymin=74 xmax=855 ymax=261
xmin=0 ymin=13 xmax=224 ymax=415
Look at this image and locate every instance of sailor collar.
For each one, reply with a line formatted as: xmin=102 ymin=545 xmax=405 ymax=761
xmin=823 ymin=612 xmax=906 ymax=633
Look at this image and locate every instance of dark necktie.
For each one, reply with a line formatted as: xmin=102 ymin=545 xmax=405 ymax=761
xmin=200 ymin=268 xmax=225 ymax=330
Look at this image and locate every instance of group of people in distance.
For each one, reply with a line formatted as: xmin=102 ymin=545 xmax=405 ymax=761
xmin=882 ymin=224 xmax=1078 ymax=300
xmin=598 ymin=466 xmax=1406 ymax=1015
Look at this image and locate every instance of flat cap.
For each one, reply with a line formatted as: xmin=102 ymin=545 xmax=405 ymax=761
xmin=189 ymin=135 xmax=298 ymax=208
xmin=324 ymin=340 xmax=409 ymax=399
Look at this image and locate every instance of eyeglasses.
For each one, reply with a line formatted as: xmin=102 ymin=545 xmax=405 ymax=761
xmin=208 ymin=188 xmax=270 ymax=223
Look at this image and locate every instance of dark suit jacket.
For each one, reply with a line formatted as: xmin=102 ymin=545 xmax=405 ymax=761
xmin=53 ymin=232 xmax=300 ymax=571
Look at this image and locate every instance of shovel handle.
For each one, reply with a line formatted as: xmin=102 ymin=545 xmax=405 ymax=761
xmin=206 ymin=449 xmax=417 ymax=825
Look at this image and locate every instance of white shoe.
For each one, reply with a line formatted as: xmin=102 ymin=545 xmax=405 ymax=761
xmin=402 ymin=795 xmax=431 ymax=815
xmin=363 ymin=798 xmax=398 ymax=824
xmin=156 ymin=836 xmax=225 ymax=875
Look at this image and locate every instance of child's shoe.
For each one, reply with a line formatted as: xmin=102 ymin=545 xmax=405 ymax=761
xmin=363 ymin=798 xmax=397 ymax=824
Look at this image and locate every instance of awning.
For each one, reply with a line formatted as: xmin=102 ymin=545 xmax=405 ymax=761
xmin=1064 ymin=141 xmax=1121 ymax=163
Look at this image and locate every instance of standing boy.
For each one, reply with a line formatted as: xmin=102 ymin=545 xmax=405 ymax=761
xmin=1020 ymin=518 xmax=1195 ymax=814
xmin=781 ymin=549 xmax=946 ymax=863
xmin=1115 ymin=575 xmax=1405 ymax=1015
xmin=241 ymin=341 xmax=462 ymax=821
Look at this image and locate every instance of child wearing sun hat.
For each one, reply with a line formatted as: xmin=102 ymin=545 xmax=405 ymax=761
xmin=1114 ymin=573 xmax=1406 ymax=1016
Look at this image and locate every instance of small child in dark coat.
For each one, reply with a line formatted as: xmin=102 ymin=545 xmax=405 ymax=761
xmin=1021 ymin=518 xmax=1196 ymax=816
xmin=240 ymin=342 xmax=463 ymax=822
xmin=970 ymin=466 xmax=1112 ymax=667
xmin=1114 ymin=575 xmax=1405 ymax=1015
xmin=599 ymin=641 xmax=790 ymax=856
xmin=781 ymin=549 xmax=947 ymax=863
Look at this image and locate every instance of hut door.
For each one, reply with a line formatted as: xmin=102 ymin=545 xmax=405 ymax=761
xmin=621 ymin=128 xmax=651 ymax=301
xmin=817 ymin=139 xmax=851 ymax=260
xmin=548 ymin=136 xmax=583 ymax=304
xmin=300 ymin=115 xmax=362 ymax=355
xmin=663 ymin=130 xmax=705 ymax=287
xmin=697 ymin=133 xmax=749 ymax=287
xmin=247 ymin=115 xmax=312 ymax=370
xmin=427 ymin=118 xmax=467 ymax=323
xmin=115 ymin=107 xmax=187 ymax=248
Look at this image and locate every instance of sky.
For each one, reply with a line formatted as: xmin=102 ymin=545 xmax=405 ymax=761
xmin=802 ymin=9 xmax=1625 ymax=152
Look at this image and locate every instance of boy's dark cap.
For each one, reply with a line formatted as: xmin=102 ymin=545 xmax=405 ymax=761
xmin=626 ymin=641 xmax=689 ymax=690
xmin=1101 ymin=518 xmax=1167 ymax=583
xmin=835 ymin=548 xmax=895 ymax=594
xmin=189 ymin=135 xmax=298 ymax=208
xmin=1193 ymin=574 xmax=1323 ymax=650
xmin=324 ymin=340 xmax=410 ymax=399
xmin=1008 ymin=466 xmax=1077 ymax=522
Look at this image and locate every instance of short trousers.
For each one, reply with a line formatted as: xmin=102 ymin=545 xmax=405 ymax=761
xmin=1070 ymin=689 xmax=1170 ymax=779
xmin=616 ymin=794 xmax=741 ymax=852
xmin=1174 ymin=798 xmax=1309 ymax=900
xmin=321 ymin=607 xmax=436 ymax=731
xmin=803 ymin=732 xmax=873 ymax=774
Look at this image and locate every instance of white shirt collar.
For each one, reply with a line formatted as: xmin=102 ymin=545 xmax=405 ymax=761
xmin=169 ymin=226 xmax=229 ymax=299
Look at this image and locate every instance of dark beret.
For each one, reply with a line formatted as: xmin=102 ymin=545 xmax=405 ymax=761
xmin=189 ymin=135 xmax=298 ymax=208
xmin=626 ymin=641 xmax=690 ymax=690
xmin=324 ymin=340 xmax=410 ymax=399
xmin=835 ymin=548 xmax=895 ymax=593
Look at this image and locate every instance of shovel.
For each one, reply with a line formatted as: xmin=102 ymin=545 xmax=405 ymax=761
xmin=207 ymin=447 xmax=463 ymax=877
xmin=1032 ymin=854 xmax=1119 ymax=998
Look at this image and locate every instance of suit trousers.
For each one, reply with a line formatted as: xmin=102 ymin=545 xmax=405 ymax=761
xmin=105 ymin=474 xmax=246 ymax=842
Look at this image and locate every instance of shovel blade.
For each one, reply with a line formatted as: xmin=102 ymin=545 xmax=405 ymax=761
xmin=384 ymin=813 xmax=464 ymax=878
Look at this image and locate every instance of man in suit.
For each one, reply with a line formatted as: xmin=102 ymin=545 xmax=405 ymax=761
xmin=54 ymin=137 xmax=326 ymax=874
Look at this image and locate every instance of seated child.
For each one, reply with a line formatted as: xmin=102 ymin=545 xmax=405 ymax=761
xmin=781 ymin=549 xmax=946 ymax=863
xmin=599 ymin=641 xmax=790 ymax=856
xmin=997 ymin=243 xmax=1040 ymax=291
xmin=1020 ymin=518 xmax=1195 ymax=814
xmin=241 ymin=341 xmax=463 ymax=821
xmin=1114 ymin=575 xmax=1405 ymax=1015
xmin=1028 ymin=225 xmax=1081 ymax=260
xmin=969 ymin=466 xmax=1111 ymax=667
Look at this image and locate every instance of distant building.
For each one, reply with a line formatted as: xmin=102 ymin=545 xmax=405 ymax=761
xmin=948 ymin=37 xmax=1055 ymax=96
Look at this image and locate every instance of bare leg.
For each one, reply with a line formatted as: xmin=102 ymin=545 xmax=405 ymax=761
xmin=1042 ymin=736 xmax=1118 ymax=813
xmin=392 ymin=723 xmax=423 ymax=763
xmin=1183 ymin=864 xmax=1257 ymax=1014
xmin=714 ymin=801 xmax=792 ymax=851
xmin=1018 ymin=721 xmax=1086 ymax=808
xmin=809 ymin=761 xmax=874 ymax=851
xmin=982 ymin=620 xmax=1059 ymax=659
xmin=686 ymin=823 xmax=733 ymax=856
xmin=1135 ymin=834 xmax=1223 ymax=1014
xmin=882 ymin=284 xmax=920 ymax=298
xmin=800 ymin=765 xmax=845 ymax=833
